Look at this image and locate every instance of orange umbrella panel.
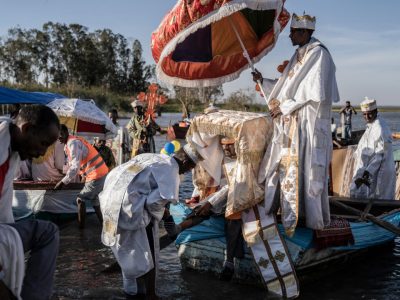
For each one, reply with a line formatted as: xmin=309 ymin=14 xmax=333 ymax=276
xmin=152 ymin=0 xmax=290 ymax=87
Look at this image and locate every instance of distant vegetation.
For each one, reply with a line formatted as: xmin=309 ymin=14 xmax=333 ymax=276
xmin=4 ymin=23 xmax=396 ymax=115
xmin=0 ymin=23 xmax=153 ymax=111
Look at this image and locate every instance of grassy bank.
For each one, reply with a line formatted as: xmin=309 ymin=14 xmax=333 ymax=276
xmin=3 ymin=83 xmax=400 ymax=114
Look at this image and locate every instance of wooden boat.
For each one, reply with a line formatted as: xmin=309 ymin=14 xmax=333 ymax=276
xmin=173 ymin=109 xmax=400 ymax=294
xmin=12 ymin=181 xmax=92 ymax=223
xmin=173 ymin=197 xmax=400 ymax=286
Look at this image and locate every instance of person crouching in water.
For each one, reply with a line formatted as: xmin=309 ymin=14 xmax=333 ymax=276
xmin=99 ymin=143 xmax=202 ymax=299
xmin=55 ymin=124 xmax=108 ymax=228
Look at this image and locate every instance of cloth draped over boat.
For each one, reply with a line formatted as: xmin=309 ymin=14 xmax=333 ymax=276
xmin=0 ymin=224 xmax=24 ymax=300
xmin=151 ymin=0 xmax=290 ymax=87
xmin=331 ymin=146 xmax=357 ymax=197
xmin=258 ymin=37 xmax=340 ymax=232
xmin=186 ymin=110 xmax=272 ymax=217
xmin=241 ymin=205 xmax=299 ymax=298
xmin=350 ymin=117 xmax=396 ymax=199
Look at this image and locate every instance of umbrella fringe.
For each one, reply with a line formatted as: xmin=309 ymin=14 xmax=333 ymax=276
xmin=156 ymin=33 xmax=279 ymax=88
xmin=156 ymin=0 xmax=286 ymax=88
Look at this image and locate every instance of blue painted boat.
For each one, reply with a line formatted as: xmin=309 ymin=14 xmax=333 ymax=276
xmin=171 ymin=199 xmax=400 ymax=286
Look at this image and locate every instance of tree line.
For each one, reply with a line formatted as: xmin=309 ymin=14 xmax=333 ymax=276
xmin=0 ymin=22 xmax=263 ymax=113
xmin=0 ymin=22 xmax=153 ymax=96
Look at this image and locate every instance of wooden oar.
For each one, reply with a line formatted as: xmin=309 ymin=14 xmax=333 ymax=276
xmin=330 ymin=198 xmax=400 ymax=235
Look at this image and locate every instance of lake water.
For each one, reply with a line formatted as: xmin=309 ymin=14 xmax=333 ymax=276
xmin=142 ymin=111 xmax=400 ymax=300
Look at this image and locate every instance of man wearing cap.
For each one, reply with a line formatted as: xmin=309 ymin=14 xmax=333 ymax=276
xmin=253 ymin=13 xmax=340 ymax=232
xmin=128 ymin=99 xmax=163 ymax=157
xmin=350 ymin=97 xmax=395 ymax=199
xmin=99 ymin=144 xmax=201 ymax=299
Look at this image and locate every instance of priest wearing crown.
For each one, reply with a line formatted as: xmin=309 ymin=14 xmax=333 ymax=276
xmin=253 ymin=13 xmax=340 ymax=234
xmin=350 ymin=97 xmax=395 ymax=199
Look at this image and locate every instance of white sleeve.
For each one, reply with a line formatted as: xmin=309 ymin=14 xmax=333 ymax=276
xmin=54 ymin=142 xmax=65 ymax=172
xmin=61 ymin=140 xmax=83 ymax=184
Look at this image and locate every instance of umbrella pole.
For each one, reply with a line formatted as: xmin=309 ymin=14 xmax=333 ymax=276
xmin=228 ymin=18 xmax=270 ymax=107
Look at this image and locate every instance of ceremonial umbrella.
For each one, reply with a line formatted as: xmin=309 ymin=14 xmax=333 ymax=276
xmin=152 ymin=0 xmax=289 ymax=103
xmin=47 ymin=98 xmax=117 ymax=139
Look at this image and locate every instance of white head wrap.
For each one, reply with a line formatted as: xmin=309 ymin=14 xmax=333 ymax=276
xmin=290 ymin=13 xmax=316 ymax=30
xmin=360 ymin=97 xmax=377 ymax=112
xmin=131 ymin=100 xmax=144 ymax=108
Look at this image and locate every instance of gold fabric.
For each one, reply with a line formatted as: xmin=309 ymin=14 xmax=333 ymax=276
xmin=331 ymin=146 xmax=357 ymax=197
xmin=187 ymin=110 xmax=273 ymax=217
xmin=278 ymin=114 xmax=299 ymax=237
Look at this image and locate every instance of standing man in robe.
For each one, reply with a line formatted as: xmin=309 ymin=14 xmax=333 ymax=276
xmin=350 ymin=98 xmax=395 ymax=199
xmin=100 ymin=144 xmax=202 ymax=299
xmin=128 ymin=100 xmax=164 ymax=157
xmin=0 ymin=105 xmax=60 ymax=300
xmin=107 ymin=108 xmax=131 ymax=165
xmin=253 ymin=13 xmax=340 ymax=234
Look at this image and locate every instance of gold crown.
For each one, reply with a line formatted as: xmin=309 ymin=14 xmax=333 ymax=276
xmin=293 ymin=13 xmax=316 ymax=23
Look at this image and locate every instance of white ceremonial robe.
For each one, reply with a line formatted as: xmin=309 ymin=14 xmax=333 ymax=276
xmin=350 ymin=117 xmax=396 ymax=199
xmin=258 ymin=37 xmax=340 ymax=230
xmin=0 ymin=118 xmax=20 ymax=223
xmin=99 ymin=153 xmax=180 ymax=295
xmin=0 ymin=224 xmax=25 ymax=300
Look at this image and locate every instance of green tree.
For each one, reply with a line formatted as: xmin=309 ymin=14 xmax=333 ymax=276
xmin=128 ymin=39 xmax=153 ymax=95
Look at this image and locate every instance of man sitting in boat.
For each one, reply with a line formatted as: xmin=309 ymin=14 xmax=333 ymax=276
xmin=187 ymin=136 xmax=244 ymax=281
xmin=99 ymin=143 xmax=202 ymax=299
xmin=31 ymin=140 xmax=65 ymax=182
xmin=0 ymin=105 xmax=60 ymax=299
xmin=55 ymin=124 xmax=109 ymax=228
xmin=350 ymin=97 xmax=396 ymax=199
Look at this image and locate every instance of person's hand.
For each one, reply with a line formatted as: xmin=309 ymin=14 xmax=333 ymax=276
xmin=354 ymin=177 xmax=364 ymax=188
xmin=54 ymin=181 xmax=65 ymax=190
xmin=354 ymin=174 xmax=370 ymax=188
xmin=277 ymin=60 xmax=289 ymax=73
xmin=195 ymin=201 xmax=212 ymax=217
xmin=362 ymin=171 xmax=370 ymax=187
xmin=269 ymin=106 xmax=282 ymax=119
xmin=251 ymin=68 xmax=263 ymax=84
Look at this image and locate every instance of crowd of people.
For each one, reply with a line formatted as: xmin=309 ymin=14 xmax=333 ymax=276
xmin=0 ymin=11 xmax=398 ymax=300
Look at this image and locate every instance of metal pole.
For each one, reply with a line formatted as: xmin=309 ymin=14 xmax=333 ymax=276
xmin=228 ymin=17 xmax=270 ymax=106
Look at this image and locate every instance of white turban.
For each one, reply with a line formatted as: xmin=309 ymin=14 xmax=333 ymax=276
xmin=360 ymin=97 xmax=377 ymax=112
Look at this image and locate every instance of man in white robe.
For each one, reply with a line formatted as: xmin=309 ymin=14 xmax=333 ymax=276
xmin=350 ymin=98 xmax=395 ymax=199
xmin=0 ymin=105 xmax=60 ymax=300
xmin=100 ymin=144 xmax=201 ymax=299
xmin=254 ymin=13 xmax=340 ymax=233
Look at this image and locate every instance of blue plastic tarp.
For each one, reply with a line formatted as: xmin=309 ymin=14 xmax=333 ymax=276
xmin=0 ymin=86 xmax=64 ymax=104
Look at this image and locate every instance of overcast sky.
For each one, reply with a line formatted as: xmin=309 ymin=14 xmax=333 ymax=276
xmin=0 ymin=0 xmax=399 ymax=105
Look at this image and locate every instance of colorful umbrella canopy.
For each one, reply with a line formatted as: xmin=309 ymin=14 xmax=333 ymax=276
xmin=152 ymin=0 xmax=289 ymax=88
xmin=47 ymin=98 xmax=117 ymax=138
